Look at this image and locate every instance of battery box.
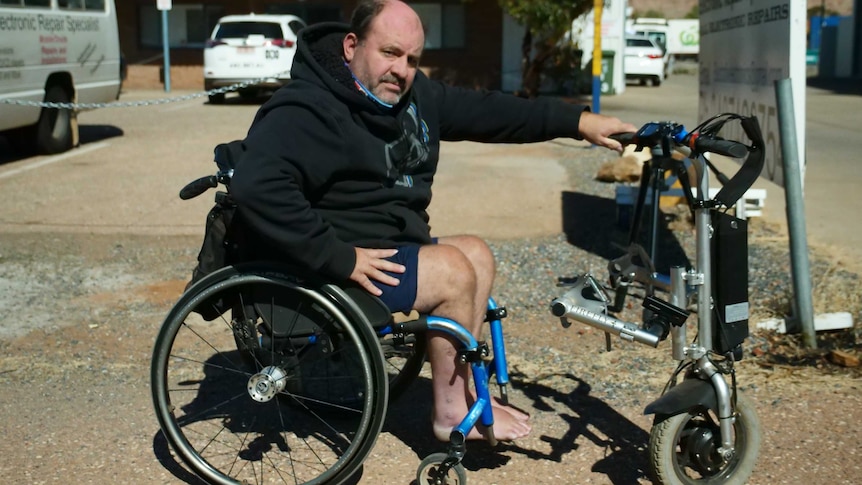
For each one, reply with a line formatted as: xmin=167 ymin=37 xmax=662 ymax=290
xmin=711 ymin=211 xmax=750 ymax=355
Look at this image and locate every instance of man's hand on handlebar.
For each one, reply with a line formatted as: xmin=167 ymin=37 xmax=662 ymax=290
xmin=578 ymin=112 xmax=638 ymax=154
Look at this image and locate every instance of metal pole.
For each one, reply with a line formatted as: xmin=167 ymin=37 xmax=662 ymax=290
xmin=161 ymin=9 xmax=171 ymax=92
xmin=774 ymin=78 xmax=816 ymax=348
xmin=591 ymin=0 xmax=603 ymax=114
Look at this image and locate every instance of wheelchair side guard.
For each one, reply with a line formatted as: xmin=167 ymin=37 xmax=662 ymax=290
xmin=180 ymin=261 xmax=333 ymax=321
xmin=644 ymin=378 xmax=717 ymax=421
xmin=336 ymin=285 xmax=396 ymax=330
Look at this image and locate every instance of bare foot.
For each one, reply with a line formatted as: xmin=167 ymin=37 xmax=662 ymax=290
xmin=489 ymin=396 xmax=530 ymax=422
xmin=432 ymin=403 xmax=532 ymax=442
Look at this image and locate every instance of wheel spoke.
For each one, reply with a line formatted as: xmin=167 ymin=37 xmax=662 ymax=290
xmin=154 ymin=273 xmax=387 ymax=484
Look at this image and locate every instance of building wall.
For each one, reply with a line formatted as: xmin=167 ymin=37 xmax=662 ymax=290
xmin=117 ymin=0 xmax=504 ymax=90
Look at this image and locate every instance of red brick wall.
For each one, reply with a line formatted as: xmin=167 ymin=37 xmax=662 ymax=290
xmin=421 ymin=0 xmax=503 ymax=89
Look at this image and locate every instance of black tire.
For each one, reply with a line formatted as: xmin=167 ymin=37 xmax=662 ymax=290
xmin=648 ymin=393 xmax=761 ymax=485
xmin=417 ymin=452 xmax=467 ymax=485
xmin=652 ymin=77 xmax=663 ymax=87
xmin=35 ymin=85 xmax=74 ymax=154
xmin=238 ymin=88 xmax=258 ymax=100
xmin=151 ymin=269 xmax=388 ymax=485
xmin=208 ymin=92 xmax=225 ymax=104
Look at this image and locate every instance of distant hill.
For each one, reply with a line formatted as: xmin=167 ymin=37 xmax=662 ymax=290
xmin=628 ymin=0 xmax=855 ymax=19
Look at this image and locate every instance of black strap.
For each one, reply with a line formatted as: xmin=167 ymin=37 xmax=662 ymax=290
xmin=710 ymin=116 xmax=765 ymax=209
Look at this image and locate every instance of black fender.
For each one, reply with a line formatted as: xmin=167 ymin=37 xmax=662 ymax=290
xmin=644 ymin=378 xmax=717 ymax=422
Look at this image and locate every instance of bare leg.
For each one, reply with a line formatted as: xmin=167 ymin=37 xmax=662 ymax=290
xmin=437 ymin=236 xmax=529 ymax=421
xmin=413 ymin=236 xmax=531 ymax=441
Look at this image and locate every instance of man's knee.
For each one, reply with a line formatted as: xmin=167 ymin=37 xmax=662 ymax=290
xmin=416 ymin=244 xmax=478 ymax=306
xmin=438 ymin=235 xmax=495 ymax=278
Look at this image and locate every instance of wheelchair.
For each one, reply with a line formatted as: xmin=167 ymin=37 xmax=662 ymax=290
xmin=152 ymin=143 xmax=512 ymax=484
xmin=151 ymin=261 xmax=510 ymax=484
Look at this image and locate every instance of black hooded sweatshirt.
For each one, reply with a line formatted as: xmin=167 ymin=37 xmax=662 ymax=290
xmin=230 ymin=22 xmax=589 ymax=282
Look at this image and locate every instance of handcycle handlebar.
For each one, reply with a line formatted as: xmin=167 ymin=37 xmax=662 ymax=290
xmin=609 ymin=114 xmax=765 ymax=209
xmin=610 ymin=123 xmax=748 ymax=159
xmin=688 ymin=135 xmax=748 ymax=159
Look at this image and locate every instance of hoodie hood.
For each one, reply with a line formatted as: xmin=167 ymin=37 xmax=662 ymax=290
xmin=285 ymin=22 xmax=429 ymax=177
xmin=291 ymin=22 xmax=406 ymax=115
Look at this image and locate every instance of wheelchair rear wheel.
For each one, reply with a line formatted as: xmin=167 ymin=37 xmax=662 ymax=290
xmin=151 ymin=271 xmax=388 ymax=485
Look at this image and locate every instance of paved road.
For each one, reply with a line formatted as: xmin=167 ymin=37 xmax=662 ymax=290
xmin=1 ymin=71 xmax=860 ymax=266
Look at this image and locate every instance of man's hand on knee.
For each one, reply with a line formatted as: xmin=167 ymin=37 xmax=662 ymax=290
xmin=351 ymin=247 xmax=406 ymax=296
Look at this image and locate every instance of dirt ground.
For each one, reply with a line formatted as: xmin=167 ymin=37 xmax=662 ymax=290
xmin=0 ymin=230 xmax=859 ymax=485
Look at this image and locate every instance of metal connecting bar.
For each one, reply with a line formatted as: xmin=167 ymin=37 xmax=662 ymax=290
xmin=693 ymin=155 xmax=715 ymax=351
xmin=698 ymin=359 xmax=736 ymax=457
xmin=669 ymin=266 xmax=688 ymax=360
xmin=551 ymin=297 xmax=661 ymax=347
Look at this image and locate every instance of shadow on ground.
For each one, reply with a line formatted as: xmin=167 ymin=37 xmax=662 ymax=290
xmin=0 ymin=124 xmax=124 ymax=164
xmin=807 ymin=76 xmax=862 ymax=96
xmin=386 ymin=373 xmax=649 ymax=485
xmin=561 ymin=191 xmax=690 ymax=275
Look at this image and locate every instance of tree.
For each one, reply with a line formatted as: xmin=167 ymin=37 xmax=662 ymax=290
xmin=498 ymin=0 xmax=594 ymax=97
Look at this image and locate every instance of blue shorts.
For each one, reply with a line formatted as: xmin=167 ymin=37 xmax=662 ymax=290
xmin=372 ymin=244 xmax=421 ymax=314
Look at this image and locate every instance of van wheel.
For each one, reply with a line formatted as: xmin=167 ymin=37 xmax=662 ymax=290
xmin=652 ymin=77 xmax=662 ymax=87
xmin=35 ymin=85 xmax=74 ymax=154
xmin=238 ymin=88 xmax=258 ymax=100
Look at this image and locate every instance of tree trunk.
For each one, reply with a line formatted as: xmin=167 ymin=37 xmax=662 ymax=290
xmin=519 ymin=30 xmax=533 ymax=97
xmin=521 ymin=37 xmax=556 ymax=99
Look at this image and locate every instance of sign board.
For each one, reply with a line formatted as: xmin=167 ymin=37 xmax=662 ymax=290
xmin=157 ymin=0 xmax=172 ymax=11
xmin=699 ymin=0 xmax=807 ymax=187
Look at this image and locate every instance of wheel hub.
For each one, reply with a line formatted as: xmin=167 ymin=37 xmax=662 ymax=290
xmin=686 ymin=426 xmax=724 ymax=473
xmin=247 ymin=366 xmax=287 ymax=402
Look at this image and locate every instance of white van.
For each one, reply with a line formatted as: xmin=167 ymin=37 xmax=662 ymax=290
xmin=0 ymin=0 xmax=123 ymax=154
xmin=203 ymin=14 xmax=306 ymax=104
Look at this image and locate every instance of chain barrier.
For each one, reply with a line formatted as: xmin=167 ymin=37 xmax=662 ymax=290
xmin=0 ymin=72 xmax=288 ymax=110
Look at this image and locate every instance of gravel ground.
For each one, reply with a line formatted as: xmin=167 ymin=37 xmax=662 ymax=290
xmin=0 ymin=142 xmax=860 ymax=484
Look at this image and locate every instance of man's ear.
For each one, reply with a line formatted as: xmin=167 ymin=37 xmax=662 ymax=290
xmin=343 ymin=33 xmax=358 ymax=62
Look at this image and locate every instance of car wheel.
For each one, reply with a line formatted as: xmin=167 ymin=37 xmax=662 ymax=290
xmin=652 ymin=77 xmax=662 ymax=87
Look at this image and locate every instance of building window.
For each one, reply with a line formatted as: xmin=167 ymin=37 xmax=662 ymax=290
xmin=412 ymin=3 xmax=465 ymax=49
xmin=0 ymin=0 xmax=51 ymax=6
xmin=57 ymin=0 xmax=104 ymax=10
xmin=138 ymin=4 xmax=224 ymax=49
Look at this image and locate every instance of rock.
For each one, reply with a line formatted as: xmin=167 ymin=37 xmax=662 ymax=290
xmin=596 ymin=155 xmax=643 ymax=183
xmin=829 ymin=350 xmax=860 ymax=367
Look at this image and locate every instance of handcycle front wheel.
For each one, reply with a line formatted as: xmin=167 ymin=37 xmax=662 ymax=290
xmin=151 ymin=269 xmax=389 ymax=485
xmin=648 ymin=393 xmax=761 ymax=485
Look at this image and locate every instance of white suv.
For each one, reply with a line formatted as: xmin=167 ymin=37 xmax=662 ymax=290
xmin=204 ymin=14 xmax=306 ymax=104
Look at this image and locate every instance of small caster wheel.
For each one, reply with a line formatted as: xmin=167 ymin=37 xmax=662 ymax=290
xmin=416 ymin=452 xmax=467 ymax=485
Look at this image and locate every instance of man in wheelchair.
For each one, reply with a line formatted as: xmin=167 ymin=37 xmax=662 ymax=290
xmin=228 ymin=0 xmax=635 ymax=442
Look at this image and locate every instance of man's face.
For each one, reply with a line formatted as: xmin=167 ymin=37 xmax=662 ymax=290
xmin=344 ymin=3 xmax=424 ymax=105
